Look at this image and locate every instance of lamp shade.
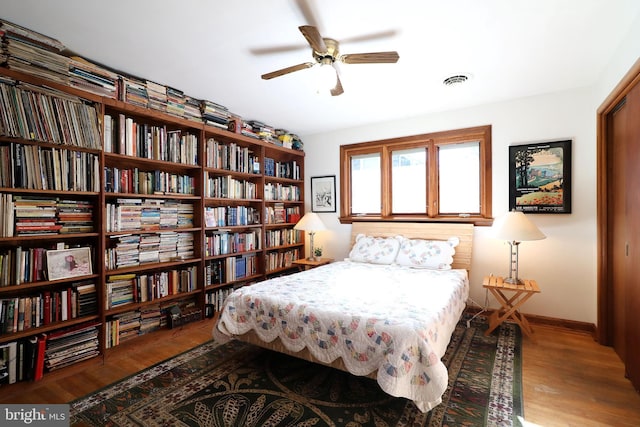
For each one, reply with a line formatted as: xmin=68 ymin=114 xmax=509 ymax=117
xmin=294 ymin=212 xmax=326 ymax=232
xmin=492 ymin=210 xmax=546 ymax=242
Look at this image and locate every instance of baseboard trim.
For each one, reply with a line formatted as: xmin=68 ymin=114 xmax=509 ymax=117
xmin=465 ymin=306 xmax=596 ymax=337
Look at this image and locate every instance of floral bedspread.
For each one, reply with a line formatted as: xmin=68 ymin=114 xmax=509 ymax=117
xmin=214 ymin=260 xmax=469 ymax=412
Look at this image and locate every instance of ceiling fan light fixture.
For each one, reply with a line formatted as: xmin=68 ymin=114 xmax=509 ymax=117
xmin=316 ymin=58 xmax=337 ymax=93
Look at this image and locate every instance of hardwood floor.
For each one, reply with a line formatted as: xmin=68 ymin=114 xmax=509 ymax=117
xmin=1 ymin=319 xmax=639 ymax=426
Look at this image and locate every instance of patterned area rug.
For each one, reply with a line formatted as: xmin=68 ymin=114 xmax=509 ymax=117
xmin=70 ymin=314 xmax=523 ymax=426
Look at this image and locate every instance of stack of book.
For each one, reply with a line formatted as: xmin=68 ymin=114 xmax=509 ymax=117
xmin=183 ymin=95 xmax=202 ymax=121
xmin=176 ymin=232 xmax=194 ymax=260
xmin=74 ymin=281 xmax=98 ymax=317
xmin=13 ymin=196 xmax=59 ymax=236
xmin=57 ymin=199 xmax=94 ymax=234
xmin=138 ymin=234 xmax=161 ymax=264
xmin=105 ymin=273 xmax=136 ymax=309
xmin=106 ymin=199 xmax=194 ymax=233
xmin=246 ymin=120 xmax=276 ymax=144
xmin=119 ymin=75 xmax=148 ymax=107
xmin=166 ymin=86 xmax=185 ymax=117
xmin=0 ymin=19 xmax=69 ymax=85
xmin=112 ymin=310 xmax=141 ymax=343
xmin=106 ymin=234 xmax=141 ymax=269
xmin=44 ymin=322 xmax=100 ymax=371
xmin=146 ymin=80 xmax=167 ymax=112
xmin=200 ymin=100 xmax=231 ymax=129
xmin=68 ymin=56 xmax=119 ymax=98
xmin=158 ymin=232 xmax=179 ymax=262
xmin=139 ymin=304 xmax=162 ymax=334
xmin=176 ymin=203 xmax=194 ymax=228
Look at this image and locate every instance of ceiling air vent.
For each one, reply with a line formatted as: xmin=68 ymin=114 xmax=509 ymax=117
xmin=443 ymin=74 xmax=469 ymax=86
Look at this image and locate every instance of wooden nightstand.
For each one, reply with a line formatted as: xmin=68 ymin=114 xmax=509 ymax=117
xmin=292 ymin=258 xmax=333 ymax=271
xmin=483 ymin=275 xmax=540 ymax=340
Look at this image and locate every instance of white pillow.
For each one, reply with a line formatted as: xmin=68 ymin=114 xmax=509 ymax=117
xmin=348 ymin=234 xmax=402 ymax=264
xmin=394 ymin=236 xmax=460 ymax=270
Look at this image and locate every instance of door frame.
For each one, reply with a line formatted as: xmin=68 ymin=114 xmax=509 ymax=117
xmin=596 ymin=58 xmax=640 ymax=345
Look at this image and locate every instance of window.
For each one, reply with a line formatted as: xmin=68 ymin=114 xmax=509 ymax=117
xmin=339 ymin=125 xmax=492 ymax=225
xmin=391 ymin=147 xmax=426 ymax=213
xmin=351 ymin=153 xmax=381 ymax=214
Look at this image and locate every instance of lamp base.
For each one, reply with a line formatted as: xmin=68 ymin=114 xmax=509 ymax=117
xmin=504 ymin=277 xmax=524 ymax=286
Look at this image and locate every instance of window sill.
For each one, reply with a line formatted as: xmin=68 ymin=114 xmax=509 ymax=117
xmin=338 ymin=215 xmax=494 ymax=227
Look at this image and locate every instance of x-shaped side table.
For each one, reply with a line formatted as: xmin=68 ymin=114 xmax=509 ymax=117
xmin=483 ymin=275 xmax=540 ymax=341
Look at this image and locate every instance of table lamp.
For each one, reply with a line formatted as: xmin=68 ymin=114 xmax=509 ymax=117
xmin=294 ymin=212 xmax=326 ymax=260
xmin=492 ymin=209 xmax=546 ymax=285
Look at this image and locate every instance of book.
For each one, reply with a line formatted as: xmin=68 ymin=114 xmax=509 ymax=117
xmin=0 ymin=341 xmax=17 ymax=385
xmin=33 ymin=334 xmax=46 ymax=381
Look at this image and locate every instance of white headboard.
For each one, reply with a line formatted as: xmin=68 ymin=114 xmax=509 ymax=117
xmin=350 ymin=222 xmax=474 ymax=271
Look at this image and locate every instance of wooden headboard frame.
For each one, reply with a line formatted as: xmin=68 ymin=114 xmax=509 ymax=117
xmin=350 ymin=222 xmax=474 ymax=271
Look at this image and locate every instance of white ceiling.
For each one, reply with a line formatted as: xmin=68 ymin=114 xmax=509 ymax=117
xmin=2 ymin=0 xmax=639 ymax=137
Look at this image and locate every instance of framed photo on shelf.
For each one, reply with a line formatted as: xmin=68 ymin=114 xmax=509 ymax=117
xmin=46 ymin=247 xmax=93 ymax=281
xmin=311 ymin=175 xmax=336 ymax=213
xmin=509 ymin=139 xmax=572 ymax=214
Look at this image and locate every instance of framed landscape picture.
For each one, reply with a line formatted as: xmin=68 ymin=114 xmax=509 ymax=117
xmin=46 ymin=247 xmax=93 ymax=280
xmin=509 ymin=139 xmax=572 ymax=213
xmin=311 ymin=175 xmax=336 ymax=212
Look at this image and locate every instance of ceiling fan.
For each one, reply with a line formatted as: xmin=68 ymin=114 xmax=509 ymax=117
xmin=261 ymin=25 xmax=399 ymax=96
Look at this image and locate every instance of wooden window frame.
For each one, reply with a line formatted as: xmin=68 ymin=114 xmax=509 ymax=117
xmin=339 ymin=125 xmax=493 ymax=226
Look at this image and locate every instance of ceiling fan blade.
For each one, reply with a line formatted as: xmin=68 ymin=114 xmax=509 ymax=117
xmin=299 ymin=25 xmax=327 ymax=54
xmin=250 ymin=43 xmax=308 ymax=55
xmin=341 ymin=30 xmax=398 ymax=44
xmin=295 ymin=0 xmax=321 ymax=29
xmin=330 ymin=73 xmax=344 ymax=96
xmin=341 ymin=51 xmax=400 ymax=64
xmin=261 ymin=62 xmax=315 ymax=80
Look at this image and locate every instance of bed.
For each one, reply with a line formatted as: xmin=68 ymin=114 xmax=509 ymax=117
xmin=213 ymin=222 xmax=473 ymax=412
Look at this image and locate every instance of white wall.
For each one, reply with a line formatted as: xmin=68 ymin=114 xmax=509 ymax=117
xmin=301 ymin=87 xmax=598 ymax=324
xmin=300 ymin=9 xmax=640 ymax=325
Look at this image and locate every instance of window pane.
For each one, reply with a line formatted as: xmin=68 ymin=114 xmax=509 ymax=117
xmin=391 ymin=148 xmax=426 ymax=213
xmin=438 ymin=142 xmax=480 ymax=214
xmin=351 ymin=153 xmax=381 ymax=214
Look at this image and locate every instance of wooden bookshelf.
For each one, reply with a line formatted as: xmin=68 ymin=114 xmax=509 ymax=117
xmin=0 ymin=66 xmax=305 ymax=385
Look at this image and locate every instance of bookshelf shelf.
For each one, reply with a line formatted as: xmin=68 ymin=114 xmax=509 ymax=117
xmin=104 ymin=257 xmax=202 ymax=274
xmin=0 ymin=315 xmax=101 ymax=344
xmin=0 ymin=188 xmax=100 ymax=196
xmin=104 ymin=288 xmax=202 ymax=316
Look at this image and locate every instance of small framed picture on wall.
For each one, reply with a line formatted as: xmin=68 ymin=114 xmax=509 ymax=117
xmin=509 ymin=139 xmax=572 ymax=213
xmin=311 ymin=175 xmax=336 ymax=212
